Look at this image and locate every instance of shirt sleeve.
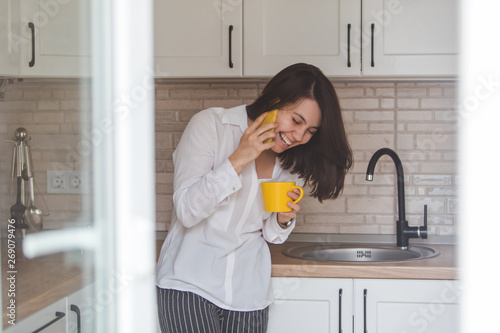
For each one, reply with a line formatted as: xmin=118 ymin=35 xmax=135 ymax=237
xmin=172 ymin=110 xmax=242 ymax=228
xmin=262 ymin=213 xmax=295 ymax=244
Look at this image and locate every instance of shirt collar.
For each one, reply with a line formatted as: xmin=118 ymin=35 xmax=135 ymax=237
xmin=221 ymin=105 xmax=248 ymax=131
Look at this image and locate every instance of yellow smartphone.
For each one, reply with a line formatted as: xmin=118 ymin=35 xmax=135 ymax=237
xmin=261 ymin=109 xmax=278 ymax=143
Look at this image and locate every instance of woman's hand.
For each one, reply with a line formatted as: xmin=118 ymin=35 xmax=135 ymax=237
xmin=229 ymin=112 xmax=277 ymax=174
xmin=277 ymin=188 xmax=302 ymax=225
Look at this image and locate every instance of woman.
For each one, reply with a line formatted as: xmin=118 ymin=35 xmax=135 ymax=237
xmin=156 ymin=63 xmax=352 ymax=333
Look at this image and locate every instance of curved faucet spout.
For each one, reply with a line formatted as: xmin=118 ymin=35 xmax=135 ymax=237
xmin=366 ymin=148 xmax=406 ymax=223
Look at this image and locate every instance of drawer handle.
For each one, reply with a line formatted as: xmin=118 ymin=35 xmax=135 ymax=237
xmin=347 ymin=24 xmax=351 ymax=68
xmin=370 ymin=24 xmax=375 ymax=67
xmin=71 ymin=304 xmax=82 ymax=333
xmin=363 ymin=289 xmax=368 ymax=333
xmin=338 ymin=288 xmax=343 ymax=333
xmin=28 ymin=22 xmax=35 ymax=67
xmin=32 ymin=311 xmax=65 ymax=333
xmin=228 ymin=25 xmax=234 ymax=68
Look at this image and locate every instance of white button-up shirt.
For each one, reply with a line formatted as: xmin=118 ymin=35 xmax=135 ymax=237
xmin=156 ymin=105 xmax=299 ymax=311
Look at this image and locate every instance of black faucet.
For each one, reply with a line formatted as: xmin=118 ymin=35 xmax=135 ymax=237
xmin=366 ymin=148 xmax=427 ymax=249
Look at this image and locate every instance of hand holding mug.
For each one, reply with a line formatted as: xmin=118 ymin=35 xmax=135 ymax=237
xmin=261 ymin=182 xmax=304 ymax=212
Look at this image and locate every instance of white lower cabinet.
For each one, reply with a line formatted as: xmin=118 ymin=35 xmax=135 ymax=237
xmin=268 ymin=278 xmax=458 ymax=333
xmin=268 ymin=278 xmax=353 ymax=333
xmin=354 ymin=279 xmax=459 ymax=333
xmin=4 ymin=284 xmax=94 ymax=333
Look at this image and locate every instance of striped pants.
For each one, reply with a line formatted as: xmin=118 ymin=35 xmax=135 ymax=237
xmin=157 ymin=287 xmax=269 ymax=333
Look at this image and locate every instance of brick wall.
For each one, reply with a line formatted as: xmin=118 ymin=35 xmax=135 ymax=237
xmin=0 ymin=79 xmax=457 ymax=236
xmin=155 ymin=80 xmax=458 ymax=236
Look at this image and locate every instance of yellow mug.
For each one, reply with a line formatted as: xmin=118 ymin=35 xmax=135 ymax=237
xmin=261 ymin=182 xmax=304 ymax=212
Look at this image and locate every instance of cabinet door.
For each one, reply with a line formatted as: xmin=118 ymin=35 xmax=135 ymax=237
xmin=362 ymin=0 xmax=458 ymax=77
xmin=154 ymin=0 xmax=242 ymax=77
xmin=0 ymin=0 xmax=19 ymax=76
xmin=354 ymin=279 xmax=459 ymax=333
xmin=244 ymin=0 xmax=360 ymax=77
xmin=268 ymin=277 xmax=353 ymax=333
xmin=4 ymin=298 xmax=67 ymax=332
xmin=19 ymin=0 xmax=90 ymax=77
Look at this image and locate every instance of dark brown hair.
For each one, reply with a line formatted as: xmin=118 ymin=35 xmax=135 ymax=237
xmin=247 ymin=63 xmax=353 ymax=202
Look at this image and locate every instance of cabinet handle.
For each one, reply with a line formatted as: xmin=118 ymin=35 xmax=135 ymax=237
xmin=71 ymin=304 xmax=82 ymax=333
xmin=338 ymin=288 xmax=343 ymax=333
xmin=347 ymin=24 xmax=351 ymax=68
xmin=228 ymin=25 xmax=234 ymax=68
xmin=363 ymin=289 xmax=368 ymax=333
xmin=32 ymin=311 xmax=65 ymax=333
xmin=28 ymin=22 xmax=35 ymax=67
xmin=370 ymin=24 xmax=375 ymax=67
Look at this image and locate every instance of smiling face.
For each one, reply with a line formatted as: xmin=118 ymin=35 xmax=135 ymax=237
xmin=271 ymin=98 xmax=322 ymax=154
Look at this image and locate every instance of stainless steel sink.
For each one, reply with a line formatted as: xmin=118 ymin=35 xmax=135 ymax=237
xmin=282 ymin=243 xmax=440 ymax=262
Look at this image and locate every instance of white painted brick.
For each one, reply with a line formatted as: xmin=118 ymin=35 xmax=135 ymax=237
xmin=370 ymin=123 xmax=394 ymax=132
xmin=347 ymin=197 xmax=394 ymax=214
xmin=397 ymin=88 xmax=427 ymax=97
xmin=396 ymin=134 xmax=414 ymax=150
xmin=406 ymin=198 xmax=445 ymax=214
xmin=421 ymin=98 xmax=455 ymax=109
xmin=170 ymin=88 xmax=227 ymax=98
xmin=355 ymin=111 xmax=394 ymax=121
xmin=397 ymin=98 xmax=419 ymax=109
xmin=375 ymin=87 xmax=395 ymax=97
xmin=415 ymin=134 xmax=456 ymax=150
xmin=300 ymin=196 xmax=346 ymax=214
xmin=346 ymin=123 xmax=369 ymax=133
xmin=369 ymin=186 xmax=395 ymax=196
xmin=335 ymin=87 xmax=364 ymax=98
xmin=304 ymin=214 xmax=364 ymax=225
xmin=407 ymin=123 xmax=456 ymax=133
xmin=340 ymin=225 xmax=381 ymax=234
xmin=349 ymin=134 xmax=394 ymax=150
xmin=340 ymin=98 xmax=379 ymax=110
xmin=428 ymin=88 xmax=443 ymax=97
xmin=398 ymin=111 xmax=433 ymax=121
xmin=447 ymin=198 xmax=458 ymax=214
xmin=428 ymin=187 xmax=456 ymax=196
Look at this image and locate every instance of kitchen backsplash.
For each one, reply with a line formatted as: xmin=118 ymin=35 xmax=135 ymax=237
xmin=0 ymin=78 xmax=457 ymax=236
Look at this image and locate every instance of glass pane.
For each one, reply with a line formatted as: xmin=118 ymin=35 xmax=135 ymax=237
xmin=1 ymin=1 xmax=155 ymax=332
xmin=0 ymin=1 xmax=95 ymax=331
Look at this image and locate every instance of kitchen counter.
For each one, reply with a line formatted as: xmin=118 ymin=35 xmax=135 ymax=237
xmin=269 ymin=241 xmax=457 ymax=280
xmin=3 ymin=238 xmax=456 ymax=328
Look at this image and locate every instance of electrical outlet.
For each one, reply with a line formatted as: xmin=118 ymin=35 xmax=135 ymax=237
xmin=69 ymin=175 xmax=82 ymax=189
xmin=47 ymin=171 xmax=89 ymax=194
xmin=52 ymin=175 xmax=64 ymax=188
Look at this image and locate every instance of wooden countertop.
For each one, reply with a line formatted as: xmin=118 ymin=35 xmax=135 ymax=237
xmin=269 ymin=242 xmax=458 ymax=280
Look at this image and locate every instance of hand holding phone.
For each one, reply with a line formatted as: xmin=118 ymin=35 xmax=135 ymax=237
xmin=260 ymin=109 xmax=278 ymax=143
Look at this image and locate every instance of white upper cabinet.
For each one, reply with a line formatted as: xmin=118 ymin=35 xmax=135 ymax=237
xmin=243 ymin=0 xmax=360 ymax=77
xmin=154 ymin=0 xmax=242 ymax=77
xmin=4 ymin=0 xmax=458 ymax=78
xmin=362 ymin=0 xmax=459 ymax=77
xmin=0 ymin=0 xmax=20 ymax=76
xmin=19 ymin=0 xmax=90 ymax=77
xmin=244 ymin=0 xmax=458 ymax=78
